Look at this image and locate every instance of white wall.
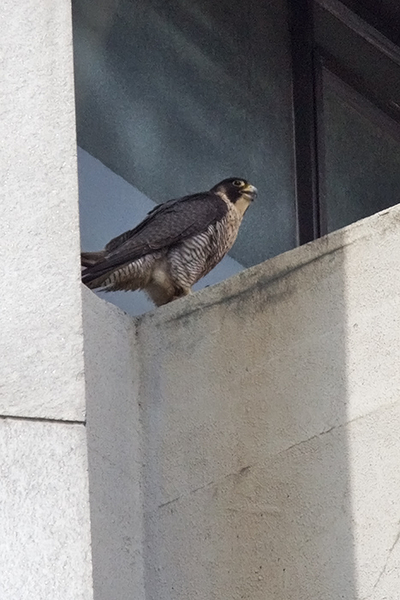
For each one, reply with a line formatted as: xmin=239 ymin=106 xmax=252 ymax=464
xmin=78 ymin=147 xmax=244 ymax=316
xmin=1 ymin=2 xmax=85 ymax=421
xmin=0 ymin=1 xmax=93 ymax=598
xmin=0 ymin=419 xmax=93 ymax=600
xmin=83 ymin=292 xmax=146 ymax=600
xmin=4 ymin=3 xmax=400 ymax=598
xmin=83 ymin=202 xmax=400 ymax=600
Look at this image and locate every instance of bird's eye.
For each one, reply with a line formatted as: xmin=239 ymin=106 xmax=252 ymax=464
xmin=233 ymin=180 xmax=243 ymax=187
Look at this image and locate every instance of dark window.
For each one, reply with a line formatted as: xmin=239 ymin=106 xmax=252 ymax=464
xmin=290 ymin=0 xmax=400 ymax=238
xmin=73 ymin=0 xmax=400 ymax=271
xmin=319 ymin=67 xmax=400 ymax=232
xmin=73 ymin=0 xmax=296 ymax=270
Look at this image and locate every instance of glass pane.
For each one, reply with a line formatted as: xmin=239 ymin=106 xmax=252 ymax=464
xmin=314 ymin=3 xmax=400 ymax=118
xmin=339 ymin=0 xmax=400 ymax=46
xmin=320 ymin=70 xmax=400 ymax=232
xmin=73 ymin=0 xmax=296 ymax=271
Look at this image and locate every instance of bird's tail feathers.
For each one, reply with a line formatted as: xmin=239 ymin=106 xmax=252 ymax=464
xmin=81 ymin=251 xmax=107 ymax=268
xmin=82 ymin=273 xmax=113 ymax=290
xmin=81 ymin=251 xmax=114 ymax=289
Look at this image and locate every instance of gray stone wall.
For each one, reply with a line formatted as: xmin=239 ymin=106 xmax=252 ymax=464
xmin=3 ymin=2 xmax=400 ymax=598
xmin=0 ymin=1 xmax=93 ymax=598
xmin=84 ymin=203 xmax=400 ymax=600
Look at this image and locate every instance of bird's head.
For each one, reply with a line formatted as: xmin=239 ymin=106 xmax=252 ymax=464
xmin=211 ymin=178 xmax=258 ymax=215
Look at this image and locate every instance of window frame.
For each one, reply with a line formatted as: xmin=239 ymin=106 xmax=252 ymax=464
xmin=289 ymin=0 xmax=400 ymax=242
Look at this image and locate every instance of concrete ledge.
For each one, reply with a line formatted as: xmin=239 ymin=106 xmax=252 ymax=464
xmin=137 ymin=202 xmax=400 ymax=325
xmin=83 ymin=202 xmax=400 ymax=599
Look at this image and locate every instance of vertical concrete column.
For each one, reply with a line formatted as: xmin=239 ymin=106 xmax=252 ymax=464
xmin=0 ymin=0 xmax=84 ymax=419
xmin=82 ymin=289 xmax=146 ymax=600
xmin=0 ymin=2 xmax=93 ymax=598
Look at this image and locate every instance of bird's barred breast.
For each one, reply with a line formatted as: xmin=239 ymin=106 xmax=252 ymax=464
xmin=168 ymin=205 xmax=242 ymax=290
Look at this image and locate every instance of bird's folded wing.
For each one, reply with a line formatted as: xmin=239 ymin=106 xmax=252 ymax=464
xmin=83 ymin=192 xmax=228 ymax=277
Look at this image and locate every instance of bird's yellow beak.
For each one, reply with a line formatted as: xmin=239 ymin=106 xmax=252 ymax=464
xmin=242 ymin=184 xmax=258 ymax=201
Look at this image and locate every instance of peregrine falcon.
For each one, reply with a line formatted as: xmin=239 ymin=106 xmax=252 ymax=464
xmin=81 ymin=178 xmax=257 ymax=306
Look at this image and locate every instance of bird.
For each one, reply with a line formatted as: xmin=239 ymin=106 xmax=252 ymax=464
xmin=81 ymin=177 xmax=257 ymax=306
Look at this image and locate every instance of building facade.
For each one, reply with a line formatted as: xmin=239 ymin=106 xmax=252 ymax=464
xmin=2 ymin=1 xmax=400 ymax=599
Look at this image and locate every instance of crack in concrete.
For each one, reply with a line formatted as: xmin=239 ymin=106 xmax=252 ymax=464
xmin=155 ymin=400 xmax=399 ymax=513
xmin=362 ymin=527 xmax=400 ymax=600
xmin=157 ymin=464 xmax=253 ymax=510
xmin=0 ymin=413 xmax=85 ymax=425
xmin=278 ymin=426 xmax=337 ymax=456
xmin=278 ymin=399 xmax=400 ymax=458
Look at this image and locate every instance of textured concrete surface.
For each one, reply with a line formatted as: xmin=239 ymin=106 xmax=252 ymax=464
xmin=5 ymin=1 xmax=399 ymax=597
xmin=0 ymin=3 xmax=94 ymax=600
xmin=0 ymin=0 xmax=85 ymax=420
xmin=82 ymin=288 xmax=145 ymax=600
xmin=127 ymin=203 xmax=400 ymax=600
xmin=0 ymin=418 xmax=93 ymax=600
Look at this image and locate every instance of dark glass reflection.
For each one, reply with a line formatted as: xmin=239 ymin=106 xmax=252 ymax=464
xmin=72 ymin=0 xmax=296 ymax=268
xmin=314 ymin=3 xmax=400 ymax=123
xmin=320 ymin=71 xmax=400 ymax=232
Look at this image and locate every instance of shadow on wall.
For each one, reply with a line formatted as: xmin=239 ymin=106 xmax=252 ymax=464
xmin=83 ymin=205 xmax=400 ymax=598
xmin=74 ymin=2 xmax=400 ymax=597
xmin=82 ymin=291 xmax=146 ymax=600
xmin=133 ymin=221 xmax=369 ymax=599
